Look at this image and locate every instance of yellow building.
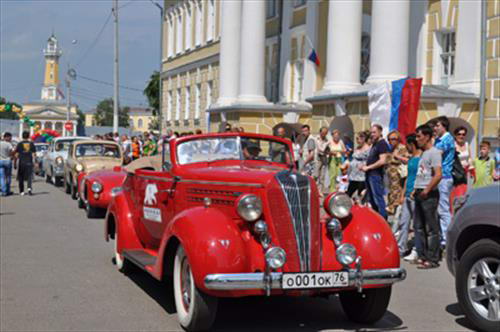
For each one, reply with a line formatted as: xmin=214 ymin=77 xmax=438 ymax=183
xmin=22 ymin=33 xmax=78 ymax=136
xmin=161 ymin=0 xmax=499 ymax=148
xmin=128 ymin=107 xmax=154 ymax=132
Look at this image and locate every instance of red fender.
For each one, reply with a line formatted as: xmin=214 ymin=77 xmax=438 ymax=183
xmin=322 ymin=205 xmax=400 ymax=274
xmin=158 ymin=207 xmax=251 ymax=292
xmin=105 ymin=191 xmax=143 ymax=254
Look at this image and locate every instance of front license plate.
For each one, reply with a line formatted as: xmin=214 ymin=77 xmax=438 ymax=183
xmin=282 ymin=272 xmax=349 ymax=289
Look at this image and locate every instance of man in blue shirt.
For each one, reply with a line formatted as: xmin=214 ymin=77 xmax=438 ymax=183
xmin=433 ymin=116 xmax=455 ymax=248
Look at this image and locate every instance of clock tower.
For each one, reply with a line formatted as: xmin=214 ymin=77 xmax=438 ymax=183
xmin=41 ymin=33 xmax=63 ymax=101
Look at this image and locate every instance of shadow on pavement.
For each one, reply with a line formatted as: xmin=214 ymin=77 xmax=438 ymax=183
xmin=32 ymin=191 xmax=49 ymax=196
xmin=122 ymin=268 xmax=405 ymax=332
xmin=0 ymin=212 xmax=15 ymax=217
xmin=445 ymin=303 xmax=477 ymax=331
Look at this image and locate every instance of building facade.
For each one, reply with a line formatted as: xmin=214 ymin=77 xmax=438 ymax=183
xmin=22 ymin=33 xmax=78 ymax=136
xmin=161 ymin=0 xmax=499 ymax=146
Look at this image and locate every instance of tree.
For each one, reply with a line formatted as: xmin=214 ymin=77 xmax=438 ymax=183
xmin=143 ymin=71 xmax=159 ymax=117
xmin=94 ymin=98 xmax=130 ymax=128
xmin=0 ymin=97 xmax=20 ymax=120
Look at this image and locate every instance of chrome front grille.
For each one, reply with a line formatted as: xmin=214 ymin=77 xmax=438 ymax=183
xmin=275 ymin=171 xmax=312 ymax=271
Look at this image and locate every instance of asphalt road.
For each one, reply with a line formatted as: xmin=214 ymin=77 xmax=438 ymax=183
xmin=1 ymin=177 xmax=475 ymax=331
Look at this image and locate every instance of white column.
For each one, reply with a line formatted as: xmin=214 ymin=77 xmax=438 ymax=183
xmin=323 ymin=0 xmax=363 ymax=92
xmin=62 ymin=122 xmax=66 ymax=137
xmin=217 ymin=0 xmax=241 ymax=106
xmin=19 ymin=121 xmax=23 ymax=136
xmin=72 ymin=121 xmax=77 ymax=136
xmin=237 ymin=0 xmax=269 ymax=104
xmin=366 ymin=0 xmax=410 ymax=84
xmin=30 ymin=125 xmax=34 ymax=136
xmin=450 ymin=0 xmax=481 ymax=94
xmin=40 ymin=120 xmax=46 ymax=130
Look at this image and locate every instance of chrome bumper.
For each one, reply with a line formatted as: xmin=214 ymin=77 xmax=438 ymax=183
xmin=204 ymin=268 xmax=406 ymax=291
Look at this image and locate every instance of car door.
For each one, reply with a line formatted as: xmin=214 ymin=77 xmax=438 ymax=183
xmin=132 ymin=169 xmax=176 ymax=250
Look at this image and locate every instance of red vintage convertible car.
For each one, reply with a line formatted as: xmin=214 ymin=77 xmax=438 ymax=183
xmin=105 ymin=133 xmax=406 ymax=331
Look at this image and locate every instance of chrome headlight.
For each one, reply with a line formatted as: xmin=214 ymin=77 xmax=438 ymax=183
xmin=55 ymin=156 xmax=63 ymax=165
xmin=326 ymin=193 xmax=353 ymax=218
xmin=336 ymin=243 xmax=357 ymax=266
xmin=236 ymin=194 xmax=263 ymax=222
xmin=91 ymin=182 xmax=103 ymax=193
xmin=265 ymin=247 xmax=286 ymax=269
xmin=75 ymin=164 xmax=83 ymax=172
xmin=326 ymin=218 xmax=343 ymax=245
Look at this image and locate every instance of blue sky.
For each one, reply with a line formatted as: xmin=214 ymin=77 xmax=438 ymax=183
xmin=0 ymin=0 xmax=161 ymax=111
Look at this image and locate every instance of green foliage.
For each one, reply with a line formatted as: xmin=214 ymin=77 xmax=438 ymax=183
xmin=144 ymin=71 xmax=159 ymax=116
xmin=0 ymin=96 xmax=20 ymax=120
xmin=76 ymin=108 xmax=85 ymax=127
xmin=94 ymin=98 xmax=130 ymax=128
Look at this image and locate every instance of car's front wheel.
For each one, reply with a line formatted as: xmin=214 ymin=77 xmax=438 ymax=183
xmin=456 ymin=239 xmax=500 ymax=332
xmin=173 ymin=245 xmax=217 ymax=331
xmin=70 ymin=179 xmax=78 ymax=200
xmin=339 ymin=286 xmax=392 ymax=324
xmin=64 ymin=176 xmax=71 ymax=194
xmin=113 ymin=227 xmax=132 ymax=273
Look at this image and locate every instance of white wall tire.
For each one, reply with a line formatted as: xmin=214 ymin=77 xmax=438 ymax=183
xmin=173 ymin=245 xmax=217 ymax=331
xmin=114 ymin=228 xmax=131 ymax=273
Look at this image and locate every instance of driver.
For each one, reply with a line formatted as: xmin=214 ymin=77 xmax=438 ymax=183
xmin=243 ymin=141 xmax=261 ymax=160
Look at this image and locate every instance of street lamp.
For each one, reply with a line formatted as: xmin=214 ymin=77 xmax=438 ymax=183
xmin=149 ymin=0 xmax=164 ymax=135
xmin=65 ymin=39 xmax=78 ymax=136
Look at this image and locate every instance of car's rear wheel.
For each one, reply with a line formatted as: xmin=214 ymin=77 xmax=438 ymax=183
xmin=339 ymin=286 xmax=392 ymax=324
xmin=52 ymin=169 xmax=61 ymax=187
xmin=173 ymin=245 xmax=217 ymax=331
xmin=45 ymin=171 xmax=50 ymax=183
xmin=86 ymin=200 xmax=104 ymax=218
xmin=456 ymin=239 xmax=500 ymax=332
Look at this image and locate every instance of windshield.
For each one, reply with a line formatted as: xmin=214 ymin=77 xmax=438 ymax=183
xmin=177 ymin=137 xmax=292 ymax=165
xmin=75 ymin=143 xmax=121 ymax=158
xmin=54 ymin=140 xmax=76 ymax=152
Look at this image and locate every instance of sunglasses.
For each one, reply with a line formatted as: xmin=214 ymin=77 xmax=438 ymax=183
xmin=456 ymin=133 xmax=466 ymax=136
xmin=388 ymin=137 xmax=399 ymax=141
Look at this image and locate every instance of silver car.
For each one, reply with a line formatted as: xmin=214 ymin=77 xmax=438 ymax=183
xmin=43 ymin=136 xmax=90 ymax=186
xmin=446 ymin=184 xmax=500 ymax=332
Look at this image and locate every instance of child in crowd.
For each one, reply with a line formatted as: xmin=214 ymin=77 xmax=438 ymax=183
xmin=336 ymin=162 xmax=350 ymax=193
xmin=473 ymin=141 xmax=495 ymax=188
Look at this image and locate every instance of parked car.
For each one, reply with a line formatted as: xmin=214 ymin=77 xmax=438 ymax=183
xmin=105 ymin=133 xmax=406 ymax=331
xmin=78 ymin=155 xmax=162 ymax=218
xmin=64 ymin=140 xmax=123 ymax=200
xmin=447 ymin=184 xmax=500 ymax=332
xmin=34 ymin=143 xmax=49 ymax=176
xmin=43 ymin=136 xmax=90 ymax=186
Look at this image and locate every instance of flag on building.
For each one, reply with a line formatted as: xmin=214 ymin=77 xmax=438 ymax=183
xmin=368 ymin=82 xmax=391 ymax=138
xmin=308 ymin=49 xmax=320 ymax=67
xmin=389 ymin=78 xmax=423 ymax=142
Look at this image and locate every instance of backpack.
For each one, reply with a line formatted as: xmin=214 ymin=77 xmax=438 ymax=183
xmin=452 ymin=150 xmax=467 ymax=186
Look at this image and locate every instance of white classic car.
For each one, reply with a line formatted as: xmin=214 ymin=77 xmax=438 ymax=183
xmin=42 ymin=136 xmax=90 ymax=186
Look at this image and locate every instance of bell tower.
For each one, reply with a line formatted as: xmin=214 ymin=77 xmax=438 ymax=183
xmin=41 ymin=33 xmax=63 ymax=101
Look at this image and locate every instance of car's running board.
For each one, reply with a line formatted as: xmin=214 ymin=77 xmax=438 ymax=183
xmin=123 ymin=250 xmax=157 ymax=269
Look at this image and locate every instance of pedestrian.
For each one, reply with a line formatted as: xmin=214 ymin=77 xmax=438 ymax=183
xmin=346 ymin=131 xmax=370 ymax=200
xmin=328 ymin=129 xmax=346 ymax=192
xmin=0 ymin=132 xmax=14 ymax=196
xmin=395 ymin=134 xmax=422 ymax=260
xmin=131 ymin=136 xmax=141 ymax=160
xmin=121 ymin=135 xmax=132 ymax=164
xmin=361 ymin=124 xmax=390 ymax=220
xmin=14 ymin=131 xmax=36 ymax=196
xmin=336 ymin=163 xmax=350 ymax=193
xmin=315 ymin=127 xmax=330 ymax=196
xmin=142 ymin=136 xmax=157 ymax=157
xmin=472 ymin=141 xmax=495 ymax=188
xmin=386 ymin=130 xmax=409 ymax=216
xmin=433 ymin=116 xmax=455 ymax=248
xmin=270 ymin=127 xmax=291 ymax=164
xmin=299 ymin=124 xmax=316 ymax=178
xmin=414 ymin=124 xmax=442 ymax=269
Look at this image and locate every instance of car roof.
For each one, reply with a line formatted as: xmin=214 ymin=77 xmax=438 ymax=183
xmin=72 ymin=139 xmax=120 ymax=146
xmin=54 ymin=136 xmax=90 ymax=142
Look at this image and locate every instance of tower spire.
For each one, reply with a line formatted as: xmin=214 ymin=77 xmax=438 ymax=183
xmin=41 ymin=33 xmax=63 ymax=101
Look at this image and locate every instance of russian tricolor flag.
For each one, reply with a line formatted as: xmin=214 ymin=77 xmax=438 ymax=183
xmin=308 ymin=49 xmax=320 ymax=67
xmin=389 ymin=78 xmax=423 ymax=142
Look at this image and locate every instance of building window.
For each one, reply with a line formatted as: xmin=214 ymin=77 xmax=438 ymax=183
xmin=195 ymin=1 xmax=203 ymax=47
xmin=184 ymin=86 xmax=191 ymax=120
xmin=206 ymin=81 xmax=213 ymax=109
xmin=267 ymin=0 xmax=277 ymax=19
xmin=194 ymin=83 xmax=201 ymax=119
xmin=293 ymin=0 xmax=307 ymax=8
xmin=167 ymin=90 xmax=173 ymax=121
xmin=176 ymin=88 xmax=181 ymax=121
xmin=185 ymin=3 xmax=192 ymax=50
xmin=439 ymin=31 xmax=456 ymax=85
xmin=176 ymin=11 xmax=183 ymax=54
xmin=206 ymin=0 xmax=215 ymax=42
xmin=167 ymin=16 xmax=174 ymax=58
xmin=138 ymin=119 xmax=143 ymax=128
xmin=360 ymin=34 xmax=370 ymax=84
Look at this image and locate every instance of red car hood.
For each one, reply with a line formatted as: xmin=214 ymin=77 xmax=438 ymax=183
xmin=86 ymin=169 xmax=127 ymax=186
xmin=178 ymin=163 xmax=290 ymax=185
